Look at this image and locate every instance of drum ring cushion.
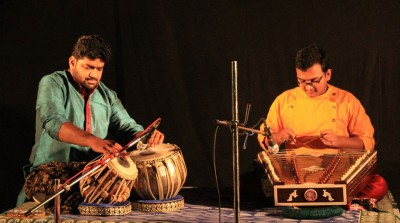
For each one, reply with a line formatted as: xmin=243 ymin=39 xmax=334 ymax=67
xmin=78 ymin=201 xmax=132 ymax=216
xmin=131 ymin=194 xmax=184 ymax=212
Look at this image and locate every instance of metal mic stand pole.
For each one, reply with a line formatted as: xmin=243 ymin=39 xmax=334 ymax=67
xmin=231 ymin=61 xmax=240 ymax=223
xmin=24 ymin=132 xmax=150 ymax=217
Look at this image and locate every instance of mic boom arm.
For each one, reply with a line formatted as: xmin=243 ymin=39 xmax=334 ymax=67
xmin=126 ymin=118 xmax=161 ymax=152
xmin=216 ymin=119 xmax=266 ymax=136
xmin=216 ymin=119 xmax=280 ymax=154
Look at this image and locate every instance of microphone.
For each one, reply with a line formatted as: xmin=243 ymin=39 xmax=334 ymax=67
xmin=137 ymin=118 xmax=161 ymax=150
xmin=216 ymin=119 xmax=231 ymax=126
xmin=264 ymin=124 xmax=279 ymax=154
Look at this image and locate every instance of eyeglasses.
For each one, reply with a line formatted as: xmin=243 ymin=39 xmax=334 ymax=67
xmin=297 ymin=74 xmax=325 ymax=86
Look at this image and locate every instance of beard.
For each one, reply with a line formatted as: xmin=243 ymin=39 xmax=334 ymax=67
xmin=69 ymin=69 xmax=99 ymax=91
xmin=82 ymin=77 xmax=99 ymax=90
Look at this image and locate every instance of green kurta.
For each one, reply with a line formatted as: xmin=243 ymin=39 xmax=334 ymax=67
xmin=30 ymin=70 xmax=143 ymax=167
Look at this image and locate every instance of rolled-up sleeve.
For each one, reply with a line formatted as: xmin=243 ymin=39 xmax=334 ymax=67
xmin=36 ymin=76 xmax=69 ymax=140
xmin=347 ymin=97 xmax=375 ymax=150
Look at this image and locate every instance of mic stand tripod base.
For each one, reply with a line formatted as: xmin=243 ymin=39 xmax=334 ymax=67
xmin=5 ymin=202 xmax=46 ymax=218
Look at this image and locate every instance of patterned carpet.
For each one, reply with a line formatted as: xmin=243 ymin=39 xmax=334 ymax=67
xmin=1 ymin=190 xmax=398 ymax=223
xmin=359 ymin=191 xmax=400 ymax=223
xmin=1 ymin=203 xmax=361 ymax=223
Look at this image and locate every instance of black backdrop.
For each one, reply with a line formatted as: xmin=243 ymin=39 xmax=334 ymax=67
xmin=1 ymin=0 xmax=399 ymax=212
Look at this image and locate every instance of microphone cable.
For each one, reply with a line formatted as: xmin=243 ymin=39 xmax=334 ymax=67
xmin=212 ymin=117 xmax=266 ymax=222
xmin=212 ymin=125 xmax=223 ymax=223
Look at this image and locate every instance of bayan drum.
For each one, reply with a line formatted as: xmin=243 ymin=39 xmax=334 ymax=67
xmin=130 ymin=143 xmax=187 ymax=200
xmin=79 ymin=156 xmax=138 ymax=204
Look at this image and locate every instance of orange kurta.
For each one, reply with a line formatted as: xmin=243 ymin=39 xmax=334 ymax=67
xmin=258 ymin=85 xmax=375 ymax=150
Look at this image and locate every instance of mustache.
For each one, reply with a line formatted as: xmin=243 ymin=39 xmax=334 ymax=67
xmin=86 ymin=77 xmax=98 ymax=82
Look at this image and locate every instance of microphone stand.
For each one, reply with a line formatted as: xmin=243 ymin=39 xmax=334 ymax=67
xmin=217 ymin=62 xmax=268 ymax=223
xmin=231 ymin=61 xmax=240 ymax=223
xmin=24 ymin=131 xmax=152 ymax=217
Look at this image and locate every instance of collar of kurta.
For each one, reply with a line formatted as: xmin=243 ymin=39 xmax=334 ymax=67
xmin=297 ymin=84 xmax=338 ymax=102
xmin=66 ymin=69 xmax=96 ymax=133
xmin=66 ymin=69 xmax=97 ymax=96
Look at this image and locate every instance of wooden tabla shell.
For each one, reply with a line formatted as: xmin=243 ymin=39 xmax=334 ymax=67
xmin=130 ymin=143 xmax=187 ymax=200
xmin=79 ymin=156 xmax=138 ymax=204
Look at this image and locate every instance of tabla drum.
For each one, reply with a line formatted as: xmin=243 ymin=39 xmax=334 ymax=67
xmin=130 ymin=143 xmax=187 ymax=200
xmin=79 ymin=155 xmax=138 ymax=204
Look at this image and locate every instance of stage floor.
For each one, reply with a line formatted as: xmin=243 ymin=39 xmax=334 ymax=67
xmin=1 ymin=188 xmax=399 ymax=223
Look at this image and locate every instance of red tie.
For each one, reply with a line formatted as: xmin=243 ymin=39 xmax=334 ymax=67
xmin=84 ymin=94 xmax=92 ymax=133
xmin=70 ymin=72 xmax=94 ymax=133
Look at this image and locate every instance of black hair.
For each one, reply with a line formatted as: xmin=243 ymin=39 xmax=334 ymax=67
xmin=71 ymin=35 xmax=112 ymax=63
xmin=295 ymin=43 xmax=330 ymax=72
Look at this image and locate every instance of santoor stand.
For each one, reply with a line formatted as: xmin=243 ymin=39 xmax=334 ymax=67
xmin=24 ymin=120 xmax=160 ymax=217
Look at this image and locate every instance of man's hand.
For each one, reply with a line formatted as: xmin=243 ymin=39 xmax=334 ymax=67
xmin=89 ymin=138 xmax=123 ymax=155
xmin=320 ymin=129 xmax=339 ymax=147
xmin=273 ymin=129 xmax=296 ymax=145
xmin=319 ymin=129 xmax=364 ymax=150
xmin=146 ymin=130 xmax=164 ymax=147
xmin=59 ymin=122 xmax=126 ymax=156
